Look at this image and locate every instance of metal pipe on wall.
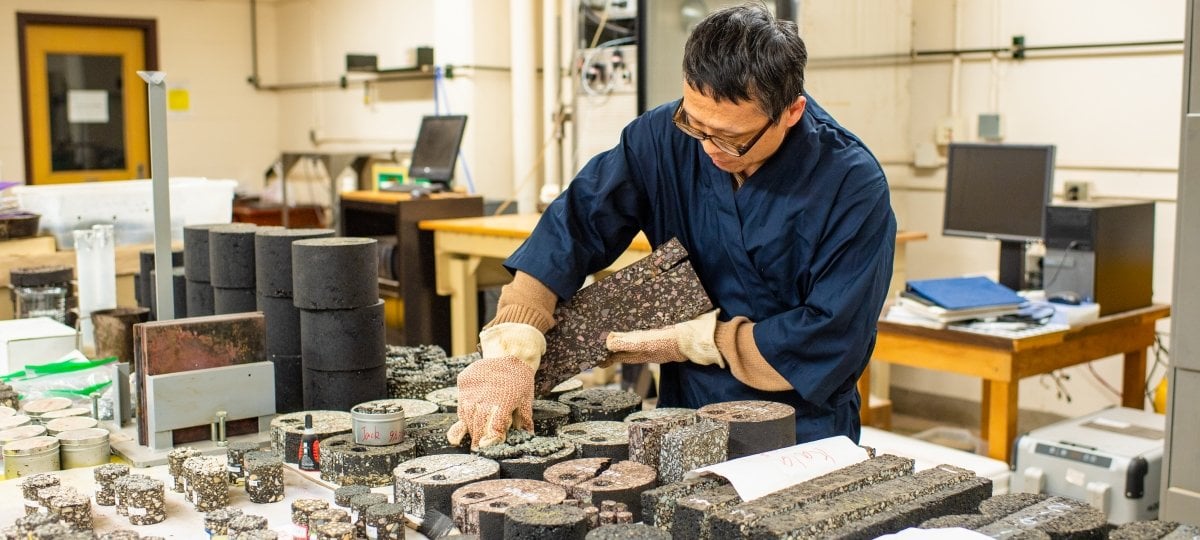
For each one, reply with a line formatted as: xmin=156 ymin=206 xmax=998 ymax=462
xmin=541 ymin=0 xmax=563 ymax=204
xmin=511 ymin=0 xmax=539 ymax=213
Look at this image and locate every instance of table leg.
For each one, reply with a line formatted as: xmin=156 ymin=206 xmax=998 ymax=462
xmin=448 ymin=255 xmax=482 ymax=356
xmin=1122 ymin=348 xmax=1148 ymax=409
xmin=981 ymin=379 xmax=1017 ymax=463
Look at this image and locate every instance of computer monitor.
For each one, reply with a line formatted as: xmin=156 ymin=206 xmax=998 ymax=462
xmin=943 ymin=142 xmax=1056 ymax=290
xmin=408 ymin=115 xmax=468 ymax=186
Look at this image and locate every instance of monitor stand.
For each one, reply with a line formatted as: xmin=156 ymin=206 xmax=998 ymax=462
xmin=998 ymin=240 xmax=1028 ymax=291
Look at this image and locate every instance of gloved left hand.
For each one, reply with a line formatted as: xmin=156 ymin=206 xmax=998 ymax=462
xmin=446 ymin=322 xmax=544 ymax=449
xmin=604 ymin=309 xmax=725 ymax=367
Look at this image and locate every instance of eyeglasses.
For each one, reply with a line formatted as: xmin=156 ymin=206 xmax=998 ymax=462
xmin=672 ymin=102 xmax=772 ymax=157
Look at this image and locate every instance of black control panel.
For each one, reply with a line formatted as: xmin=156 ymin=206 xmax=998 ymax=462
xmin=1035 ymin=443 xmax=1113 ymax=468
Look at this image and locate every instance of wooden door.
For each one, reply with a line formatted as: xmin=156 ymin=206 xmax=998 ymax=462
xmin=17 ymin=14 xmax=158 ymax=184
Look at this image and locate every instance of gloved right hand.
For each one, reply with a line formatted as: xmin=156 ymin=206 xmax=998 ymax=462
xmin=446 ymin=322 xmax=544 ymax=449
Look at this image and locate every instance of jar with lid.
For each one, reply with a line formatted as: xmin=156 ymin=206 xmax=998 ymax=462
xmin=9 ymin=265 xmax=73 ymax=324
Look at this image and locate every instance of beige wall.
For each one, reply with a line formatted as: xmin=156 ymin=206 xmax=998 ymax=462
xmin=803 ymin=0 xmax=1183 ymax=417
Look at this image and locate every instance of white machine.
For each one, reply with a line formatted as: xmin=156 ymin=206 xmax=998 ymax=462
xmin=1011 ymin=407 xmax=1164 ymax=524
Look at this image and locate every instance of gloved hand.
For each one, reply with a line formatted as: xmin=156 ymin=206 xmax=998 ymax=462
xmin=604 ymin=309 xmax=725 ymax=367
xmin=446 ymin=322 xmax=544 ymax=449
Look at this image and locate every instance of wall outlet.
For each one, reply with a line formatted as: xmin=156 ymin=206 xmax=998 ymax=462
xmin=1064 ymin=181 xmax=1092 ymax=201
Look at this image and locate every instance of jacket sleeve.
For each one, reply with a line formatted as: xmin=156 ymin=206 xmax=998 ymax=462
xmin=753 ymin=168 xmax=896 ymax=406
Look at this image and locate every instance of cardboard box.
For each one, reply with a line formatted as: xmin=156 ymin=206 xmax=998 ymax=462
xmin=0 ymin=317 xmax=79 ymax=374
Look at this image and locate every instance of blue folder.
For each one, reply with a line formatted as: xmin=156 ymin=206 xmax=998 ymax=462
xmin=906 ymin=276 xmax=1025 ymax=311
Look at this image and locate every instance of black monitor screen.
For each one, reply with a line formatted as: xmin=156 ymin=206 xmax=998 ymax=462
xmin=943 ymin=143 xmax=1056 ymax=243
xmin=408 ymin=115 xmax=467 ymax=184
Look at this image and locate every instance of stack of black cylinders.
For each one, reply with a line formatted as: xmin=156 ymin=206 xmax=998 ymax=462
xmin=210 ymin=223 xmax=263 ymax=315
xmin=136 ymin=247 xmax=184 ymax=320
xmin=183 ymin=224 xmax=223 ymax=317
xmin=293 ymin=237 xmax=387 ymax=411
xmin=255 ymin=227 xmax=335 ymax=413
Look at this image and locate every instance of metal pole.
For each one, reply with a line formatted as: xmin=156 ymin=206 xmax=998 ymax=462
xmin=137 ymin=71 xmax=176 ymax=321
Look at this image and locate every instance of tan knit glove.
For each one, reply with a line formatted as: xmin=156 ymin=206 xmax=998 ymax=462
xmin=604 ymin=310 xmax=725 ymax=367
xmin=447 ymin=322 xmax=544 ymax=449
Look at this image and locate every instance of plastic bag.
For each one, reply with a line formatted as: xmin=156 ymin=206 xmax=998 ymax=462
xmin=1 ymin=351 xmax=117 ymax=420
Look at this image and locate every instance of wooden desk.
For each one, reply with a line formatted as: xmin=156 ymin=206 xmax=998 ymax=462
xmin=420 ymin=213 xmax=925 ymax=358
xmin=861 ymin=304 xmax=1170 ymax=463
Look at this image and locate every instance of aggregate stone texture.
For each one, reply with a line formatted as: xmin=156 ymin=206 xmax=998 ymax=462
xmin=307 ymin=508 xmax=351 ymax=536
xmin=93 ymin=463 xmax=129 ymax=506
xmin=822 ymin=476 xmax=992 ymax=540
xmin=1109 ymin=520 xmax=1200 ymax=540
xmin=209 ymin=223 xmax=261 ymax=288
xmin=233 ymin=530 xmax=279 ymax=540
xmin=315 ymin=521 xmax=357 ymax=540
xmin=346 ymin=493 xmax=385 ymax=538
xmin=184 ymin=455 xmax=230 ymax=511
xmin=269 ymin=354 xmax=304 ymax=414
xmin=98 ymin=531 xmax=142 ymax=540
xmin=697 ymin=400 xmax=796 ymax=459
xmin=259 ymin=294 xmax=301 ymax=357
xmin=228 ymin=513 xmax=270 ymax=534
xmin=300 ymin=301 xmax=386 ymax=371
xmin=354 ymin=398 xmax=440 ymax=419
xmin=123 ymin=477 xmax=165 ymax=526
xmin=186 ymin=279 xmax=215 ymax=317
xmin=475 ymin=431 xmax=577 ymax=480
xmin=226 ymin=440 xmax=263 ymax=483
xmin=558 ymin=388 xmax=643 ymax=423
xmin=320 ymin=433 xmax=418 ymax=487
xmin=11 ymin=512 xmax=66 ymax=535
xmin=405 ymin=413 xmax=470 ymax=455
xmin=36 ymin=485 xmax=77 ymax=517
xmin=535 ymin=238 xmax=713 ymax=396
xmin=385 ymin=345 xmax=477 ymax=400
xmin=585 ymin=523 xmax=671 ymax=539
xmin=364 ymin=502 xmax=407 ymax=539
xmin=556 ymin=421 xmax=629 ymax=461
xmin=640 ymin=475 xmax=729 ymax=531
xmin=450 ymin=479 xmax=567 ymax=537
xmin=919 ymin=513 xmax=997 ymax=530
xmin=392 ymin=454 xmax=501 ymax=518
xmin=204 ymin=507 xmax=244 ymax=536
xmin=20 ymin=472 xmax=60 ymax=515
xmin=114 ymin=474 xmax=151 ymax=517
xmin=532 ymin=399 xmax=572 ymax=436
xmin=48 ymin=490 xmax=92 ymax=530
xmin=270 ymin=410 xmax=352 ymax=464
xmin=302 ymin=365 xmax=388 ymax=411
xmin=657 ymin=419 xmax=728 ymax=484
xmin=504 ymin=503 xmax=589 ymax=540
xmin=333 ymin=485 xmax=371 ymax=508
xmin=214 ymin=286 xmax=258 ymax=315
xmin=254 ymin=227 xmax=335 ymax=298
xmin=166 ymin=447 xmax=201 ymax=492
xmin=244 ymin=451 xmax=285 ymax=503
xmin=709 ymin=453 xmax=915 ymax=539
xmin=133 ymin=312 xmax=265 ymax=446
xmin=292 ymin=237 xmax=380 ymax=310
xmin=28 ymin=522 xmax=73 ymax=538
xmin=977 ymin=492 xmax=1051 ymax=517
xmin=543 ymin=458 xmax=657 ymax=522
xmin=426 ymin=387 xmax=459 ymax=412
xmin=183 ymin=223 xmax=223 ymax=282
xmin=625 ymin=408 xmax=698 ymax=474
xmin=972 ymin=496 xmax=1109 ymax=540
xmin=672 ymin=484 xmax=743 ymax=540
xmin=748 ymin=464 xmax=978 ymax=540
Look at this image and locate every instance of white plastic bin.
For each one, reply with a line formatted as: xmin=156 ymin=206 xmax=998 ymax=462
xmin=13 ymin=177 xmax=237 ymax=248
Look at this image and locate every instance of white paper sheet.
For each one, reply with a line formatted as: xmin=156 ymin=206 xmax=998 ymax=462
xmin=686 ymin=435 xmax=869 ymax=501
xmin=67 ymin=89 xmax=109 ymax=123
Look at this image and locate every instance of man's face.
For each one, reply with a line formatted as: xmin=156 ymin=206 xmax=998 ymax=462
xmin=677 ymin=84 xmax=806 ymax=176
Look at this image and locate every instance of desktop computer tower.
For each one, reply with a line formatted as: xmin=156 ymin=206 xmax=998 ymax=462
xmin=1043 ymin=201 xmax=1155 ymax=316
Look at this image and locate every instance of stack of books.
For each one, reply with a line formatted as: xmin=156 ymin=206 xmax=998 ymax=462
xmin=886 ymin=276 xmax=1025 ymax=328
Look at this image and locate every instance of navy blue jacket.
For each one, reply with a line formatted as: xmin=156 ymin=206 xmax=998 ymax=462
xmin=506 ymin=96 xmax=896 ymax=443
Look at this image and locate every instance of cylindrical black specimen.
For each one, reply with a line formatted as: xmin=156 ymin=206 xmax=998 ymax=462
xmin=255 ymin=228 xmax=335 ymax=298
xmin=292 ymin=238 xmax=379 ymax=310
xmin=301 ymin=301 xmax=386 ymax=371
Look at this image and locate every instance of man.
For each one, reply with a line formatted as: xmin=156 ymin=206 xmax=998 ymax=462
xmin=448 ymin=2 xmax=895 ymax=450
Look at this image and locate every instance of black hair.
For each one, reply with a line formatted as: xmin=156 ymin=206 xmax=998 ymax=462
xmin=682 ymin=2 xmax=807 ymax=123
